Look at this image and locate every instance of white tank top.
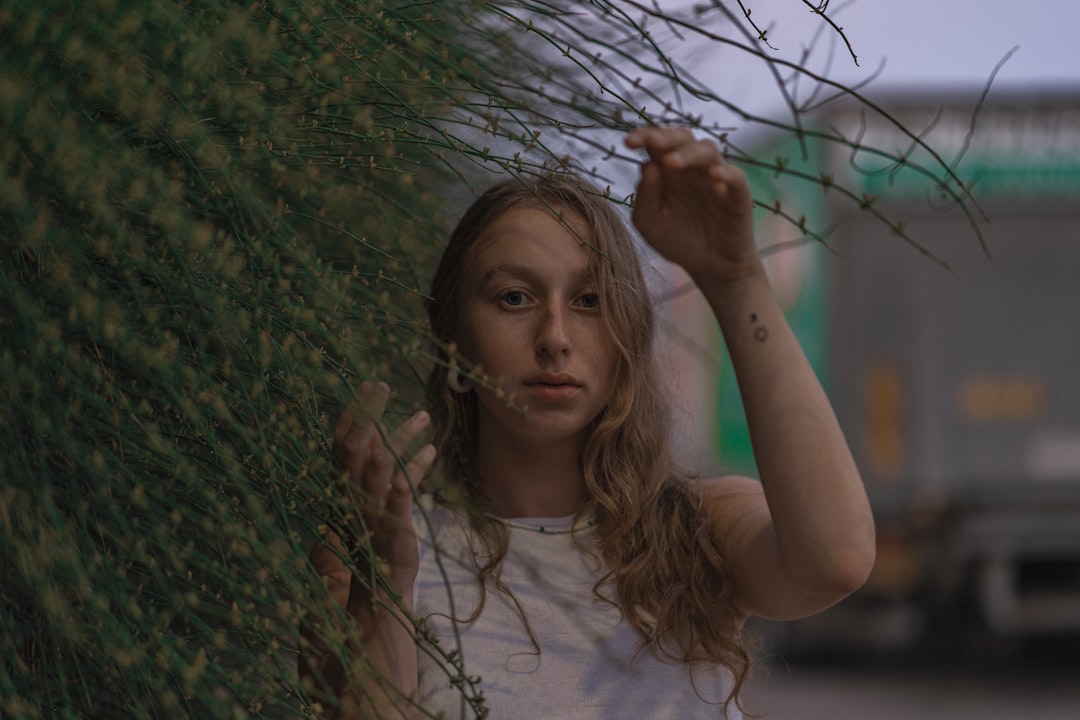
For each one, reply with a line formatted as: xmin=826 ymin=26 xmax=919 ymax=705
xmin=412 ymin=503 xmax=741 ymax=719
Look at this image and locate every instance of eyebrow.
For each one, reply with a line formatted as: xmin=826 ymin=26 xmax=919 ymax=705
xmin=479 ymin=263 xmax=596 ymax=287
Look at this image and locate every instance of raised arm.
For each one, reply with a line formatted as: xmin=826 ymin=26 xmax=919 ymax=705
xmin=625 ymin=128 xmax=875 ymax=620
xmin=300 ymin=382 xmax=434 ymax=718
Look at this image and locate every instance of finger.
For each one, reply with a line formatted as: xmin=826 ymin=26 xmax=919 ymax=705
xmin=708 ymin=159 xmax=747 ymax=186
xmin=333 ymin=420 xmax=373 ymax=474
xmin=362 ymin=443 xmax=397 ymax=509
xmin=333 ymin=382 xmax=390 ymax=470
xmin=707 ymin=162 xmax=753 ymax=208
xmin=625 ymin=127 xmax=695 ymax=161
xmin=334 ymin=382 xmax=385 ymax=439
xmin=308 ymin=539 xmax=352 ymax=606
xmin=387 ymin=444 xmax=436 ymax=518
xmin=661 ymin=138 xmax=722 ymax=170
xmin=351 ymin=381 xmax=391 ymax=428
xmin=383 ymin=410 xmax=431 ymax=460
xmin=348 ymin=410 xmax=429 ymax=504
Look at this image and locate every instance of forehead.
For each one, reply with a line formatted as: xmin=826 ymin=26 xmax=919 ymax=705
xmin=468 ymin=205 xmax=596 ymax=275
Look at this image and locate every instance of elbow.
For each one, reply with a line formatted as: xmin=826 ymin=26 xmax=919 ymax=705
xmin=822 ymin=492 xmax=878 ymax=598
xmin=756 ymin=541 xmax=877 ymax=622
xmin=791 ymin=524 xmax=876 ymax=604
xmin=827 ymin=542 xmax=876 ymax=598
xmin=817 ymin=524 xmax=878 ymax=600
xmin=788 ymin=552 xmax=874 ymax=617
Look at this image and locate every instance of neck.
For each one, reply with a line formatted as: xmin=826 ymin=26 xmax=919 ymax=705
xmin=474 ymin=427 xmax=587 ymax=518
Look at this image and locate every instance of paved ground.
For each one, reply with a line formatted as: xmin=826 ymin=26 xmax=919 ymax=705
xmin=742 ymin=637 xmax=1080 ymax=720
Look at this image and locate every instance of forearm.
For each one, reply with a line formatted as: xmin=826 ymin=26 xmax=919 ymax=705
xmin=698 ymin=261 xmax=875 ymax=596
xmin=302 ymin=538 xmax=419 ymax=720
xmin=334 ymin=577 xmax=419 ymax=720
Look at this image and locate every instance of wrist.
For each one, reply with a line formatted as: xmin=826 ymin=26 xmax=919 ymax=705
xmin=346 ymin=570 xmax=415 ymax=614
xmin=689 ymin=256 xmax=769 ymax=302
xmin=693 ymin=261 xmax=789 ymax=349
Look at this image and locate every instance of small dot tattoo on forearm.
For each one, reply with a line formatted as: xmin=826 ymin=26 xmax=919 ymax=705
xmin=750 ymin=313 xmax=769 ymax=343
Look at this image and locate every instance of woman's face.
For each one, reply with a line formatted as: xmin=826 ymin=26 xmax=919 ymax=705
xmin=456 ymin=205 xmax=619 ymax=447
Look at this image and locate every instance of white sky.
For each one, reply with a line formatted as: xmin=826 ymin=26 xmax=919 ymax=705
xmin=729 ymin=0 xmax=1080 ymax=115
xmin=656 ymin=1 xmax=1080 ymax=470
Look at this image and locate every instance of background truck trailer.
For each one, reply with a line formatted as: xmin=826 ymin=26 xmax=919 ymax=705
xmin=716 ymin=93 xmax=1080 ymax=653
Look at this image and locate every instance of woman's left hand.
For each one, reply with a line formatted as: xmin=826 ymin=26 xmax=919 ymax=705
xmin=625 ymin=127 xmax=758 ymax=285
xmin=624 ymin=134 xmax=874 ymax=621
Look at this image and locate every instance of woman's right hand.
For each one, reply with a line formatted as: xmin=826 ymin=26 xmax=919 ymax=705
xmin=329 ymin=381 xmax=436 ymax=590
xmin=303 ymin=381 xmax=432 ymax=717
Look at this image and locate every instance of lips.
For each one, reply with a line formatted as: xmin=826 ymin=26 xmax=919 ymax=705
xmin=523 ymin=372 xmax=582 ymax=388
xmin=521 ymin=373 xmax=584 ymax=402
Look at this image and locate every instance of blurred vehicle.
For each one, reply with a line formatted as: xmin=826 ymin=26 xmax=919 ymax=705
xmin=721 ymin=92 xmax=1080 ymax=654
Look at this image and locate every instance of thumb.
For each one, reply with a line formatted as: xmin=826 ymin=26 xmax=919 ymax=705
xmin=386 ymin=444 xmax=435 ymax=520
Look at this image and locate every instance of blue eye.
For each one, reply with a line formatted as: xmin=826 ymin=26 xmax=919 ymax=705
xmin=578 ymin=293 xmax=600 ymax=309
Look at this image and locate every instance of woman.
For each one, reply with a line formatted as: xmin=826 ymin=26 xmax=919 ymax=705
xmin=301 ymin=127 xmax=875 ymax=719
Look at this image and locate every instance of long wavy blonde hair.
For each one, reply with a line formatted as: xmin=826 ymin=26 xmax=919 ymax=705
xmin=424 ymin=173 xmax=752 ymax=713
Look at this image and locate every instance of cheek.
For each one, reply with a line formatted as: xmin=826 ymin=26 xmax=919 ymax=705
xmin=596 ymin=332 xmax=625 ymax=403
xmin=453 ymin=305 xmax=485 ymax=362
xmin=594 ymin=323 xmax=620 ymax=373
xmin=588 ymin=330 xmax=620 ymax=387
xmin=454 ymin=326 xmax=478 ymax=363
xmin=456 ymin=313 xmax=509 ymax=373
xmin=604 ymin=354 xmax=622 ymax=397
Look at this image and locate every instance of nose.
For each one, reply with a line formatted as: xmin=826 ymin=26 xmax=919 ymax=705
xmin=535 ymin=305 xmax=571 ymax=358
